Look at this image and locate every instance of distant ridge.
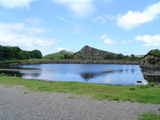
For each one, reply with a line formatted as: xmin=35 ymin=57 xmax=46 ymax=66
xmin=43 ymin=45 xmax=139 ymax=60
xmin=73 ymin=45 xmax=117 ymax=59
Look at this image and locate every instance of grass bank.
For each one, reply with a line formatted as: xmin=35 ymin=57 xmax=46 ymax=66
xmin=0 ymin=59 xmax=140 ymax=66
xmin=0 ymin=76 xmax=160 ymax=104
xmin=138 ymin=111 xmax=160 ymax=120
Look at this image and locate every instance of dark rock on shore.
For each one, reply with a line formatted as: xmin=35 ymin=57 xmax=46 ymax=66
xmin=140 ymin=49 xmax=160 ymax=69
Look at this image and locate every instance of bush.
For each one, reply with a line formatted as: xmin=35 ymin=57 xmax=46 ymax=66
xmin=148 ymin=57 xmax=160 ymax=64
xmin=104 ymin=53 xmax=114 ymax=60
xmin=148 ymin=83 xmax=155 ymax=87
xmin=0 ymin=73 xmax=5 ymax=77
xmin=130 ymin=88 xmax=136 ymax=90
xmin=139 ymin=85 xmax=150 ymax=89
xmin=148 ymin=49 xmax=160 ymax=57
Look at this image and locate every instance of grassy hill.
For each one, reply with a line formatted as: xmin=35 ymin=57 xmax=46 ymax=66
xmin=43 ymin=46 xmax=140 ymax=60
xmin=43 ymin=50 xmax=74 ymax=60
xmin=135 ymin=55 xmax=144 ymax=58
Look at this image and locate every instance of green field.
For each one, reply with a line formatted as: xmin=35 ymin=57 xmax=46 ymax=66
xmin=0 ymin=76 xmax=160 ymax=104
xmin=138 ymin=111 xmax=160 ymax=120
xmin=43 ymin=50 xmax=74 ymax=59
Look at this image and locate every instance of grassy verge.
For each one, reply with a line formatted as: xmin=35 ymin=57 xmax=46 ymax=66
xmin=138 ymin=111 xmax=160 ymax=120
xmin=0 ymin=76 xmax=160 ymax=104
xmin=0 ymin=59 xmax=140 ymax=66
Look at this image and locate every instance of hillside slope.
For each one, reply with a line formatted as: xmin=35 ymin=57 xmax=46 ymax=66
xmin=43 ymin=50 xmax=74 ymax=60
xmin=73 ymin=45 xmax=118 ymax=60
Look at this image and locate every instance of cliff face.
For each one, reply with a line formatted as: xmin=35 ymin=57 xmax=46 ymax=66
xmin=140 ymin=49 xmax=160 ymax=69
xmin=73 ymin=45 xmax=116 ymax=59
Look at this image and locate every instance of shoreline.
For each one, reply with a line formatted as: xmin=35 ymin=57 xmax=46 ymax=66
xmin=0 ymin=59 xmax=140 ymax=66
xmin=0 ymin=76 xmax=160 ymax=104
xmin=0 ymin=84 xmax=159 ymax=120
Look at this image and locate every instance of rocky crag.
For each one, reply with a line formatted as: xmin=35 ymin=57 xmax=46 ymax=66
xmin=140 ymin=49 xmax=160 ymax=69
xmin=73 ymin=45 xmax=117 ymax=59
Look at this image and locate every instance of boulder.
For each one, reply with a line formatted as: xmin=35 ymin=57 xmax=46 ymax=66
xmin=140 ymin=49 xmax=160 ymax=69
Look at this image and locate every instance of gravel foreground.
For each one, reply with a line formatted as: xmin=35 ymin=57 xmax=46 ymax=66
xmin=0 ymin=85 xmax=160 ymax=120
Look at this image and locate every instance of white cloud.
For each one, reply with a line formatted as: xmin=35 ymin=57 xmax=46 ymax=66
xmin=0 ymin=22 xmax=60 ymax=54
xmin=93 ymin=16 xmax=107 ymax=23
xmin=0 ymin=0 xmax=37 ymax=8
xmin=122 ymin=40 xmax=133 ymax=44
xmin=52 ymin=0 xmax=95 ymax=17
xmin=136 ymin=34 xmax=160 ymax=47
xmin=0 ymin=22 xmax=47 ymax=34
xmin=117 ymin=1 xmax=160 ymax=30
xmin=56 ymin=47 xmax=69 ymax=52
xmin=25 ymin=17 xmax=41 ymax=25
xmin=104 ymin=38 xmax=116 ymax=45
xmin=100 ymin=34 xmax=107 ymax=39
xmin=26 ymin=27 xmax=48 ymax=34
xmin=93 ymin=15 xmax=115 ymax=23
xmin=103 ymin=0 xmax=114 ymax=2
xmin=100 ymin=34 xmax=116 ymax=45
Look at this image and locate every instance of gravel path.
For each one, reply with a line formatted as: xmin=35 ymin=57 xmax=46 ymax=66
xmin=0 ymin=85 xmax=160 ymax=120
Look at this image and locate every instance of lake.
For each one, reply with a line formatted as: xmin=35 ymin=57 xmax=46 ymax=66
xmin=0 ymin=64 xmax=160 ymax=85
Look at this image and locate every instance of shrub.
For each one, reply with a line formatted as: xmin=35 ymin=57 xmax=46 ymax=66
xmin=148 ymin=83 xmax=155 ymax=87
xmin=148 ymin=57 xmax=160 ymax=64
xmin=130 ymin=88 xmax=136 ymax=90
xmin=0 ymin=73 xmax=5 ymax=77
xmin=148 ymin=49 xmax=160 ymax=57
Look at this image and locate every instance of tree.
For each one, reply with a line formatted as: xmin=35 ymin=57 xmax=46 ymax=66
xmin=0 ymin=46 xmax=4 ymax=60
xmin=64 ymin=54 xmax=73 ymax=59
xmin=116 ymin=54 xmax=124 ymax=59
xmin=0 ymin=45 xmax=42 ymax=61
xmin=18 ymin=51 xmax=26 ymax=60
xmin=104 ymin=53 xmax=114 ymax=60
xmin=30 ymin=50 xmax=42 ymax=59
xmin=130 ymin=54 xmax=137 ymax=60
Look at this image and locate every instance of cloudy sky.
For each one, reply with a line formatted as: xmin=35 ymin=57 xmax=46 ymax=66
xmin=0 ymin=0 xmax=160 ymax=55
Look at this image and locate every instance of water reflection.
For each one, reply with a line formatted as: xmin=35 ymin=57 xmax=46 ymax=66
xmin=0 ymin=69 xmax=41 ymax=78
xmin=131 ymin=69 xmax=135 ymax=74
xmin=81 ymin=70 xmax=123 ymax=80
xmin=141 ymin=68 xmax=160 ymax=84
xmin=0 ymin=64 xmax=159 ymax=85
xmin=0 ymin=70 xmax=23 ymax=77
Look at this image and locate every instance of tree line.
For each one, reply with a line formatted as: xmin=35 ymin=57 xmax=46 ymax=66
xmin=104 ymin=53 xmax=138 ymax=60
xmin=0 ymin=45 xmax=42 ymax=61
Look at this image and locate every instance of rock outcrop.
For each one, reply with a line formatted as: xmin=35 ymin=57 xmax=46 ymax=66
xmin=140 ymin=49 xmax=160 ymax=69
xmin=73 ymin=45 xmax=117 ymax=59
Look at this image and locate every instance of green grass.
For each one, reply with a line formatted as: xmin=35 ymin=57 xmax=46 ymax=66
xmin=0 ymin=76 xmax=160 ymax=104
xmin=43 ymin=52 xmax=66 ymax=59
xmin=0 ymin=58 xmax=47 ymax=65
xmin=138 ymin=111 xmax=160 ymax=120
xmin=0 ymin=59 xmax=140 ymax=67
xmin=43 ymin=50 xmax=74 ymax=60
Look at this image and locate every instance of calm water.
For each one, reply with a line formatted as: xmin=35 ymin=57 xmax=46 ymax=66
xmin=0 ymin=64 xmax=160 ymax=85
